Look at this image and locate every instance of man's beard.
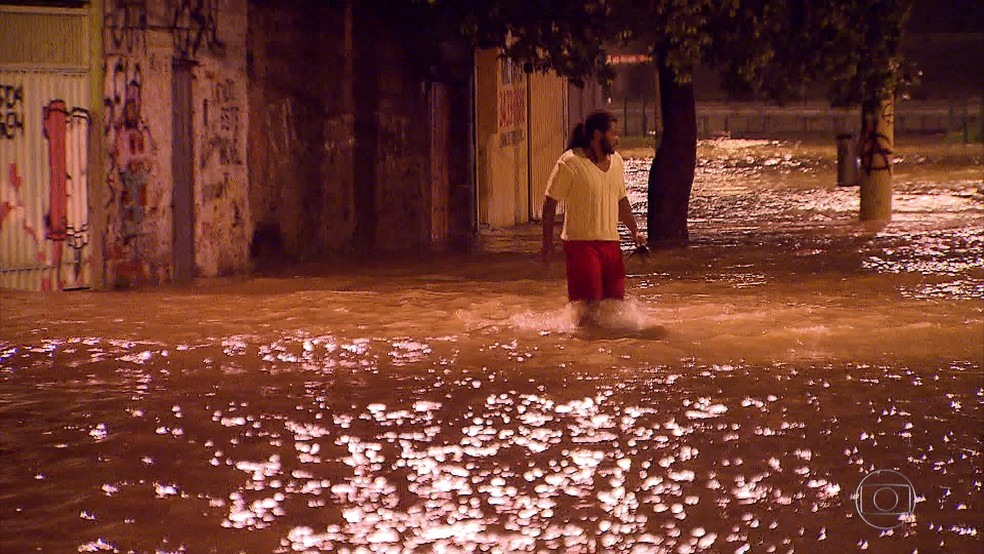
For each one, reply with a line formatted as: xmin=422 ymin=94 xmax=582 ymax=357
xmin=600 ymin=137 xmax=616 ymax=155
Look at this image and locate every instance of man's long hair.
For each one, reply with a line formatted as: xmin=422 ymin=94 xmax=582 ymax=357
xmin=566 ymin=110 xmax=617 ymax=151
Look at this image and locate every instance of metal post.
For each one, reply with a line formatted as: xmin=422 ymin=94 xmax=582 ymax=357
xmin=470 ymin=54 xmax=478 ymax=235
xmin=963 ymin=102 xmax=969 ymax=144
xmin=623 ymin=97 xmax=628 ymax=135
xmin=526 ymin=69 xmax=533 ymax=221
xmin=836 ymin=133 xmax=859 ymax=186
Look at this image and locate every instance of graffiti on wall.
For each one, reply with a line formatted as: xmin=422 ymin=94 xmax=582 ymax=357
xmin=106 ymin=58 xmax=142 ymax=134
xmin=98 ymin=0 xmax=237 ymax=283
xmin=202 ymin=78 xmax=242 ymax=169
xmin=104 ymin=0 xmax=149 ymax=55
xmin=106 ymin=0 xmax=223 ymax=59
xmin=105 ymin=58 xmax=154 ymax=243
xmin=170 ymin=0 xmax=223 ymax=59
xmin=0 ymin=100 xmax=90 ymax=291
xmin=860 ymin=102 xmax=894 ymax=174
xmin=498 ymin=60 xmax=526 ymax=147
xmin=1 ymin=85 xmax=25 ymax=139
xmin=0 ymin=163 xmax=42 ymax=247
xmin=43 ymin=101 xmax=91 ymax=290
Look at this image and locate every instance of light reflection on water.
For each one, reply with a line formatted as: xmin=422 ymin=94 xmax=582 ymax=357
xmin=1 ymin=335 xmax=980 ymax=552
xmin=1 ymin=139 xmax=982 ymax=552
xmin=623 ymin=140 xmax=983 ymax=302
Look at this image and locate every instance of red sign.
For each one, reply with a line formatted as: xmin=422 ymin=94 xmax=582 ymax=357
xmin=607 ymin=54 xmax=652 ymax=65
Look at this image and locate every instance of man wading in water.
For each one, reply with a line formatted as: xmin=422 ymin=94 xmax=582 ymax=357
xmin=541 ymin=110 xmax=647 ymax=325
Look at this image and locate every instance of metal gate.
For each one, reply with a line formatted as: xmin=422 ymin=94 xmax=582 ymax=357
xmin=0 ymin=6 xmax=91 ymax=291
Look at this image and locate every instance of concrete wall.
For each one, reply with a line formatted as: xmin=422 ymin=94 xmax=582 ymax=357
xmin=191 ymin=6 xmax=251 ymax=277
xmin=249 ymin=0 xmax=451 ymax=259
xmin=247 ymin=0 xmax=354 ymax=260
xmin=101 ymin=0 xmax=250 ymax=286
xmin=370 ymin=31 xmax=431 ymax=252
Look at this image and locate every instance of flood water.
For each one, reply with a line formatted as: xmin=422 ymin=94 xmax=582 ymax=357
xmin=1 ymin=139 xmax=982 ymax=553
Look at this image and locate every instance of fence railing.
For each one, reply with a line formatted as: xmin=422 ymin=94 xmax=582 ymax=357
xmin=610 ymin=98 xmax=983 ymax=140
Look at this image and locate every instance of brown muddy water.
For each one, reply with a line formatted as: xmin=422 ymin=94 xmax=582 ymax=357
xmin=1 ymin=139 xmax=982 ymax=553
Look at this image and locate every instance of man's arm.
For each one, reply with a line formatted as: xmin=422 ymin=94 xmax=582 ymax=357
xmin=541 ymin=196 xmax=558 ymax=264
xmin=618 ymin=197 xmax=646 ymax=245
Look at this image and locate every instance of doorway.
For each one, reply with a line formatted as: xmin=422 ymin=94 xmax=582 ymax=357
xmin=172 ymin=59 xmax=195 ymax=281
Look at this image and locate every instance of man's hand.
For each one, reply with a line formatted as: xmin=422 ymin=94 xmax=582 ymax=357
xmin=541 ymin=196 xmax=558 ymax=267
xmin=618 ymin=198 xmax=646 ymax=247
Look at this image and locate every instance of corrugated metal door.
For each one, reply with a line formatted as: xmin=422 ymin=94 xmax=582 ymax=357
xmin=0 ymin=70 xmax=91 ymax=291
xmin=0 ymin=6 xmax=90 ymax=291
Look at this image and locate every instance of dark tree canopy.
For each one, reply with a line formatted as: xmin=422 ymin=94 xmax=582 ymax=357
xmin=402 ymin=0 xmax=915 ymax=108
xmin=402 ymin=0 xmax=614 ymax=86
xmin=611 ymin=0 xmax=915 ymax=107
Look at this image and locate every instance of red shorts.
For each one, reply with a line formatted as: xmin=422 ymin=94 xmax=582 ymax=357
xmin=563 ymin=240 xmax=625 ymax=302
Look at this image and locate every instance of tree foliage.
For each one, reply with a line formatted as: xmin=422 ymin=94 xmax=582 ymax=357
xmin=401 ymin=0 xmax=915 ymax=107
xmin=610 ymin=0 xmax=915 ymax=107
xmin=403 ymin=0 xmax=615 ymax=85
xmin=808 ymin=1 xmax=915 ymax=106
xmin=721 ymin=1 xmax=914 ymax=106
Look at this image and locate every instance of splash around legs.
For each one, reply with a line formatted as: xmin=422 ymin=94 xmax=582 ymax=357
xmin=568 ymin=298 xmax=667 ymax=340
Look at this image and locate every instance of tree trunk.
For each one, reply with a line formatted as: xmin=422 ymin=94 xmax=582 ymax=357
xmin=647 ymin=58 xmax=697 ymax=246
xmin=858 ymin=97 xmax=894 ymax=221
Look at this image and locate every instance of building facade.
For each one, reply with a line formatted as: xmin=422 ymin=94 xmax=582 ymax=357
xmin=0 ymin=0 xmax=601 ymax=291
